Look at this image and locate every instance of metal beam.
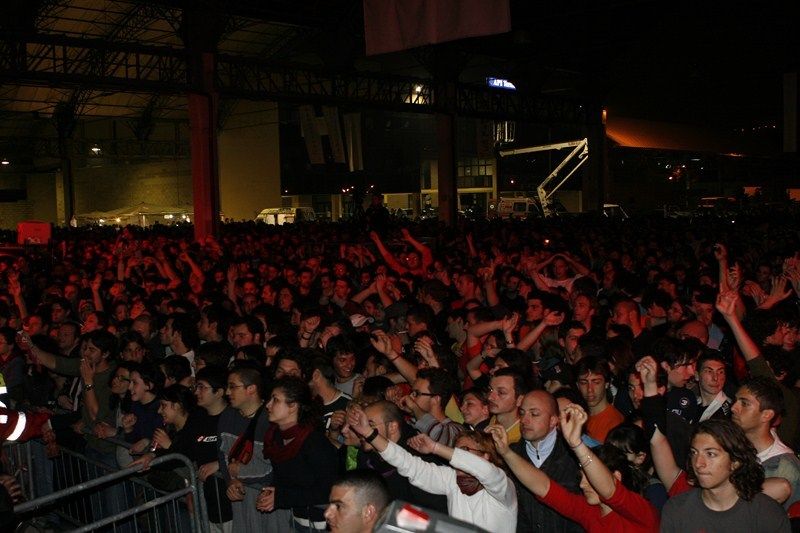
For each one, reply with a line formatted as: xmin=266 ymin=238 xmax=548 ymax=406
xmin=0 ymin=33 xmax=587 ymax=124
xmin=0 ymin=32 xmax=189 ymax=94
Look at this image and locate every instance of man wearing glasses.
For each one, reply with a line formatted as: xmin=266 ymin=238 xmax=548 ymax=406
xmin=400 ymin=368 xmax=463 ymax=446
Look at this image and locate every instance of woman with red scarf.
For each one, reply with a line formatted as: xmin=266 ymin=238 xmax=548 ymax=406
xmin=256 ymin=377 xmax=338 ymax=531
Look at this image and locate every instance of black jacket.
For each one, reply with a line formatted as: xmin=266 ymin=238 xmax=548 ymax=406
xmin=510 ymin=434 xmax=583 ymax=533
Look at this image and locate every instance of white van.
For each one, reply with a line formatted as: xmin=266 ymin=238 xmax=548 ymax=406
xmin=488 ymin=197 xmax=542 ymax=219
xmin=255 ymin=207 xmax=316 ymax=225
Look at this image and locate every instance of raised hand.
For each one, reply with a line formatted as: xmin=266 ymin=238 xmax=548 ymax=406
xmin=406 ymin=433 xmax=436 ymax=455
xmin=542 ymin=310 xmax=565 ymax=327
xmin=715 ymin=290 xmax=739 ymax=318
xmin=501 ymin=312 xmax=520 ymax=335
xmin=559 ymin=404 xmax=587 ymax=448
xmin=486 ymin=424 xmax=510 ymax=456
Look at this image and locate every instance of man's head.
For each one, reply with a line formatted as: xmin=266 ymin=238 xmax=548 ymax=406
xmin=487 ymin=368 xmax=526 ymax=417
xmin=519 ymin=390 xmax=559 ymax=443
xmin=230 ymin=316 xmax=265 ymax=349
xmin=695 ymin=353 xmax=727 ymax=399
xmin=325 ymin=470 xmax=390 ymax=533
xmin=226 ymin=365 xmax=264 ymax=409
xmin=575 ymin=357 xmax=612 ymax=411
xmin=731 ymin=376 xmax=784 ymax=435
xmin=653 ymin=337 xmax=698 ymax=389
xmin=327 ymin=335 xmax=357 ymax=382
xmin=611 ymin=299 xmax=640 ymax=331
xmin=572 ymin=294 xmax=596 ymax=324
xmin=309 ymin=357 xmax=336 ymax=396
xmin=411 ymin=368 xmax=457 ymax=417
xmin=361 ymin=400 xmax=405 ymax=450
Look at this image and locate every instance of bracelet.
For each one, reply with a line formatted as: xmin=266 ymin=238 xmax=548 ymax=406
xmin=390 ymin=354 xmax=400 ymax=362
xmin=363 ymin=428 xmax=380 ymax=444
xmin=300 ymin=333 xmax=312 ymax=339
xmin=433 ymin=442 xmax=439 ymax=454
xmin=579 ymin=455 xmax=593 ymax=469
xmin=569 ymin=440 xmax=583 ymax=449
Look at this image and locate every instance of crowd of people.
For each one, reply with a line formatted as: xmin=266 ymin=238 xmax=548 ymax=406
xmin=1 ymin=206 xmax=800 ymax=532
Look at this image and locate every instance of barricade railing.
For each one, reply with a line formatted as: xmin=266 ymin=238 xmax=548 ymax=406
xmin=5 ymin=438 xmax=209 ymax=533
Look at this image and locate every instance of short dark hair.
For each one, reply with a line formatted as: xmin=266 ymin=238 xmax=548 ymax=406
xmin=741 ymin=376 xmax=784 ymax=421
xmin=83 ymin=329 xmax=119 ymax=360
xmin=310 ymin=356 xmax=336 ymax=385
xmin=490 ymin=368 xmax=528 ymax=397
xmin=160 ymin=355 xmax=192 ymax=383
xmin=416 ymin=367 xmax=458 ymax=404
xmin=196 ymin=341 xmax=234 ymax=368
xmin=333 ymin=469 xmax=390 ymax=516
xmin=161 ymin=384 xmax=197 ymax=414
xmin=574 ymin=356 xmax=611 ymax=382
xmin=170 ymin=313 xmax=200 ymax=350
xmin=195 ymin=365 xmax=227 ymax=392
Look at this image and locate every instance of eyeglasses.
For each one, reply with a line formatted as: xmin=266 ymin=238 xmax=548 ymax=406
xmin=114 ymin=375 xmax=131 ymax=382
xmin=410 ymin=390 xmax=436 ymax=398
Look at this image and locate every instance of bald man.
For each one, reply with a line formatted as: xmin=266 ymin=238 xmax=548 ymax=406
xmin=510 ymin=390 xmax=583 ymax=532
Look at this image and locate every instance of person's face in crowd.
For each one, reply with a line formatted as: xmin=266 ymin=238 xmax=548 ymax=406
xmin=195 ymin=380 xmax=223 ymax=409
xmin=410 ymin=378 xmax=435 ymax=413
xmin=552 ymin=258 xmax=569 ymax=279
xmin=519 ymin=391 xmax=558 ymax=442
xmin=261 ymin=284 xmax=276 ymax=304
xmin=667 ymin=301 xmax=686 ymax=323
xmin=455 ymin=276 xmax=474 ymax=299
xmin=572 ymin=295 xmax=593 ymax=323
xmin=756 ymin=265 xmax=772 ymax=285
xmin=197 ymin=313 xmax=215 ymax=341
xmin=333 ymin=352 xmax=356 ymax=381
xmin=158 ymin=400 xmax=184 ymax=425
xmin=275 ymin=358 xmax=302 ymax=379
xmin=226 ymin=373 xmax=253 ymax=409
xmin=121 ymin=341 xmax=145 ymax=363
xmin=611 ymin=303 xmax=633 ymax=328
xmin=231 ymin=323 xmax=256 ymax=349
xmin=627 ymin=372 xmax=645 ymax=410
xmin=488 ymin=375 xmax=521 ymax=416
xmin=111 ymin=367 xmax=131 ymax=397
xmin=658 ymin=279 xmax=676 ymax=297
xmin=284 ymin=268 xmax=298 ymax=286
xmin=278 ymin=288 xmax=294 ymax=312
xmin=454 ymin=435 xmax=491 ymax=464
xmin=363 ymin=355 xmax=386 ymax=378
xmin=0 ymin=334 xmax=12 ymax=357
xmin=406 ymin=251 xmax=421 ymax=270
xmin=694 ymin=302 xmax=714 ymax=327
xmin=481 ymin=335 xmax=501 ymax=362
xmin=663 ymin=359 xmax=696 ymax=388
xmin=576 ymin=371 xmax=607 ymax=409
xmin=362 ymin=300 xmax=384 ymax=323
xmin=783 ymin=324 xmax=799 ymax=350
xmin=78 ymin=299 xmax=95 ymax=323
xmin=333 ymin=280 xmax=350 ymax=301
xmin=242 ymin=280 xmax=258 ymax=296
xmin=731 ymin=386 xmax=771 ymax=433
xmin=129 ymin=371 xmax=152 ymax=403
xmin=56 ymin=324 xmax=78 ymax=353
xmin=159 ymin=318 xmax=174 ymax=346
xmin=445 ymin=316 xmax=466 ymax=344
xmin=81 ymin=339 xmax=107 ymax=366
xmin=81 ymin=312 xmax=101 ymax=335
xmin=460 ymin=392 xmax=490 ymax=427
xmin=51 ymin=303 xmax=67 ymax=324
xmin=621 ymin=254 xmax=634 ymax=272
xmin=320 ymin=275 xmax=333 ymax=293
xmin=64 ymin=284 xmax=79 ymax=302
xmin=696 ymin=360 xmax=726 ymax=398
xmin=324 ymin=484 xmax=371 ymax=533
xmin=23 ymin=315 xmax=45 ymax=336
xmin=299 ymin=271 xmax=314 ymax=289
xmin=306 ymin=257 xmax=320 ymax=275
xmin=132 ymin=318 xmax=151 ymax=339
xmin=562 ymin=327 xmax=584 ymax=360
xmin=241 ymin=294 xmax=258 ymax=315
xmin=526 ymin=298 xmax=544 ymax=322
xmin=266 ymin=387 xmax=297 ymax=427
xmin=406 ymin=315 xmax=425 ymax=337
xmin=113 ymin=303 xmax=129 ymax=323
xmin=689 ymin=432 xmax=735 ymax=492
xmin=361 ymin=403 xmax=392 ymax=450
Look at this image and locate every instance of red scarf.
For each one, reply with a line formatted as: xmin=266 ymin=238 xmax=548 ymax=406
xmin=262 ymin=423 xmax=313 ymax=463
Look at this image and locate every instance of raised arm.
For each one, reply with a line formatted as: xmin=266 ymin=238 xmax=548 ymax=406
xmin=487 ymin=424 xmax=551 ymax=497
xmin=716 ymin=290 xmax=761 ymax=361
xmin=517 ymin=311 xmax=564 ymax=351
xmin=561 ymin=404 xmax=617 ymax=500
xmin=401 ymin=228 xmax=433 ymax=271
xmin=369 ymin=231 xmax=407 ymax=274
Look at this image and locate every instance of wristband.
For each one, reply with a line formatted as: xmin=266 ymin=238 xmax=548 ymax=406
xmin=364 ymin=428 xmax=380 ymax=443
xmin=569 ymin=440 xmax=583 ymax=449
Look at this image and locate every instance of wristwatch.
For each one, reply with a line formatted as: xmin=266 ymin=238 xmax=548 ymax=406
xmin=83 ymin=382 xmax=95 ymax=391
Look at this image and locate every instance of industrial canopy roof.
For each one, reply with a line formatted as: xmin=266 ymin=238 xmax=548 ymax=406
xmin=0 ymin=0 xmax=796 ymax=132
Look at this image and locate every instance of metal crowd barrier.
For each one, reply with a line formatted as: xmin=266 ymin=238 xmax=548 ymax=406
xmin=4 ymin=439 xmax=210 ymax=533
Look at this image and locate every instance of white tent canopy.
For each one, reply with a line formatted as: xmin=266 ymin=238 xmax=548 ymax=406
xmin=75 ymin=202 xmax=194 ymax=226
